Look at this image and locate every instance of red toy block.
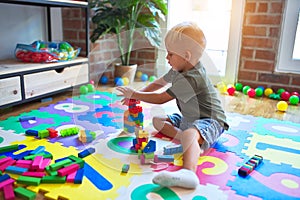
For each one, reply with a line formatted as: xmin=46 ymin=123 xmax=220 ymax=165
xmin=66 ymin=171 xmax=77 ymax=183
xmin=47 ymin=128 xmax=58 ymax=138
xmin=0 ymin=157 xmax=12 ymax=165
xmin=3 ymin=183 xmax=15 ymax=200
xmin=58 ymin=163 xmax=80 ymax=177
xmin=37 ymin=158 xmax=51 ymax=171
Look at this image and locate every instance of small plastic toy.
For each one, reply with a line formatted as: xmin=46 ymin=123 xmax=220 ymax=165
xmin=80 ymin=85 xmax=89 ymax=95
xmin=255 ymin=88 xmax=264 ymax=97
xmin=227 ymin=87 xmax=235 ymax=96
xmin=238 ymin=155 xmax=263 ymax=177
xmin=264 ymin=88 xmax=273 ymax=97
xmin=280 ymin=91 xmax=291 ymax=101
xmin=122 ymin=77 xmax=130 ymax=86
xmin=235 ymin=83 xmax=243 ymax=91
xmin=289 ymin=95 xmax=299 ymax=105
xmin=140 ymin=74 xmax=148 ymax=82
xmin=277 ymin=101 xmax=288 ymax=112
xmin=136 ymin=71 xmax=143 ymax=78
xmin=121 ymin=164 xmax=130 ymax=173
xmin=277 ymin=88 xmax=285 ymax=95
xmin=242 ymin=86 xmax=251 ymax=95
xmin=247 ymin=88 xmax=256 ymax=98
xmin=149 ymin=75 xmax=157 ymax=82
xmin=100 ymin=75 xmax=109 ymax=84
xmin=19 ymin=116 xmax=36 ymax=122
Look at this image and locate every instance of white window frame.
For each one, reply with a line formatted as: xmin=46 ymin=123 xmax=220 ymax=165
xmin=277 ymin=0 xmax=300 ymax=74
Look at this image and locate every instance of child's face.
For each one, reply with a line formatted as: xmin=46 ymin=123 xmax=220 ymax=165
xmin=166 ymin=50 xmax=187 ymax=72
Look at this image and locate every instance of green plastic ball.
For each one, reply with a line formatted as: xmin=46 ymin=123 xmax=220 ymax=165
xmin=235 ymin=83 xmax=243 ymax=91
xmin=242 ymin=86 xmax=251 ymax=95
xmin=289 ymin=95 xmax=299 ymax=105
xmin=255 ymin=88 xmax=263 ymax=97
xmin=87 ymin=84 xmax=95 ymax=92
xmin=149 ymin=75 xmax=157 ymax=82
xmin=80 ymin=85 xmax=88 ymax=95
xmin=277 ymin=88 xmax=285 ymax=95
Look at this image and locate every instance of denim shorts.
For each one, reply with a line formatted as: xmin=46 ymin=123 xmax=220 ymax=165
xmin=168 ymin=113 xmax=224 ymax=150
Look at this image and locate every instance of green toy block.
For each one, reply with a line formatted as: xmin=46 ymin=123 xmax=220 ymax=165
xmin=0 ymin=144 xmax=19 ymax=153
xmin=68 ymin=155 xmax=85 ymax=168
xmin=17 ymin=176 xmax=41 ymax=186
xmin=45 ymin=166 xmax=58 ymax=176
xmin=24 ymin=153 xmax=53 ymax=160
xmin=38 ymin=130 xmax=49 ymax=139
xmin=89 ymin=131 xmax=96 ymax=139
xmin=14 ymin=187 xmax=36 ymax=200
xmin=41 ymin=176 xmax=66 ymax=183
xmin=0 ymin=155 xmax=6 ymax=159
xmin=49 ymin=159 xmax=72 ymax=171
xmin=144 ymin=152 xmax=155 ymax=159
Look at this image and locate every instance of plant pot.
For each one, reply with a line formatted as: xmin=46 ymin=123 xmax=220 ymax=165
xmin=114 ymin=63 xmax=137 ymax=84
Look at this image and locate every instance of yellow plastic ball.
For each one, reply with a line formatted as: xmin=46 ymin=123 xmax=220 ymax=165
xmin=122 ymin=77 xmax=129 ymax=86
xmin=276 ymin=101 xmax=288 ymax=112
xmin=217 ymin=82 xmax=227 ymax=94
xmin=136 ymin=71 xmax=143 ymax=78
xmin=264 ymin=88 xmax=273 ymax=97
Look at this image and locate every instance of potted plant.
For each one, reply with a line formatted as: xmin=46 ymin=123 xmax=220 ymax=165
xmin=89 ymin=0 xmax=168 ymax=83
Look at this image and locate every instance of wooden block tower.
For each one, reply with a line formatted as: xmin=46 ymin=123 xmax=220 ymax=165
xmin=123 ymin=99 xmax=144 ymax=133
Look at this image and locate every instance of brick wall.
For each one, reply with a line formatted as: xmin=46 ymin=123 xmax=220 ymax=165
xmin=62 ymin=6 xmax=157 ymax=82
xmin=239 ymin=0 xmax=300 ymax=92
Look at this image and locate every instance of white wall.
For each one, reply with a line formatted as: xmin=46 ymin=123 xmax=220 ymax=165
xmin=0 ymin=4 xmax=47 ymax=59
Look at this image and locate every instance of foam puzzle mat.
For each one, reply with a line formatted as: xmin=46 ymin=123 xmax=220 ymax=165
xmin=0 ymin=90 xmax=300 ymax=200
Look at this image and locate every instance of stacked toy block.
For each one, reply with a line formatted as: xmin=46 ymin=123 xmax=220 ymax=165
xmin=123 ymin=99 xmax=144 ymax=133
xmin=25 ymin=126 xmax=81 ymax=139
xmin=131 ymin=126 xmax=156 ymax=164
xmin=238 ymin=155 xmax=263 ymax=177
xmin=0 ymin=144 xmax=95 ymax=199
xmin=78 ymin=130 xmax=96 ymax=143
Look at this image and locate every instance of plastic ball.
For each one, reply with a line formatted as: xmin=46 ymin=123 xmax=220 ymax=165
xmin=115 ymin=78 xmax=124 ymax=86
xmin=149 ymin=75 xmax=157 ymax=82
xmin=289 ymin=95 xmax=299 ymax=105
xmin=122 ymin=77 xmax=129 ymax=86
xmin=264 ymin=88 xmax=273 ymax=97
xmin=235 ymin=83 xmax=243 ymax=91
xmin=141 ymin=74 xmax=148 ymax=82
xmin=255 ymin=88 xmax=264 ymax=97
xmin=277 ymin=101 xmax=288 ymax=112
xmin=90 ymin=80 xmax=95 ymax=85
xmin=80 ymin=85 xmax=88 ymax=95
xmin=136 ymin=71 xmax=143 ymax=78
xmin=247 ymin=88 xmax=256 ymax=98
xmin=242 ymin=86 xmax=251 ymax=95
xmin=280 ymin=91 xmax=291 ymax=101
xmin=277 ymin=88 xmax=285 ymax=95
xmin=227 ymin=87 xmax=235 ymax=96
xmin=100 ymin=76 xmax=109 ymax=84
xmin=217 ymin=82 xmax=227 ymax=93
xmin=291 ymin=92 xmax=299 ymax=96
xmin=114 ymin=77 xmax=122 ymax=84
xmin=257 ymin=86 xmax=265 ymax=91
xmin=86 ymin=84 xmax=95 ymax=92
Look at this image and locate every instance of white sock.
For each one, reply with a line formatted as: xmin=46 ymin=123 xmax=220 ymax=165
xmin=152 ymin=169 xmax=199 ymax=189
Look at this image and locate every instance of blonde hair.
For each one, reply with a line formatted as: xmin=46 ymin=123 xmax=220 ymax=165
xmin=165 ymin=22 xmax=206 ymax=61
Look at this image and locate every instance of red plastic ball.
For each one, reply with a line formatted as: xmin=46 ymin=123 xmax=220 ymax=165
xmin=291 ymin=91 xmax=299 ymax=96
xmin=247 ymin=88 xmax=256 ymax=98
xmin=280 ymin=91 xmax=291 ymax=101
xmin=227 ymin=87 xmax=235 ymax=96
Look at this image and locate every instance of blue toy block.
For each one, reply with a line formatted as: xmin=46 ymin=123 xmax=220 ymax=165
xmin=74 ymin=168 xmax=84 ymax=184
xmin=143 ymin=140 xmax=156 ymax=153
xmin=0 ymin=174 xmax=11 ymax=182
xmin=5 ymin=166 xmax=28 ymax=175
xmin=163 ymin=144 xmax=183 ymax=155
xmin=154 ymin=155 xmax=174 ymax=163
xmin=30 ymin=146 xmax=45 ymax=155
xmin=78 ymin=147 xmax=96 ymax=158
xmin=55 ymin=156 xmax=70 ymax=163
xmin=133 ymin=138 xmax=137 ymax=146
xmin=12 ymin=150 xmax=32 ymax=160
xmin=121 ymin=164 xmax=130 ymax=173
xmin=19 ymin=116 xmax=36 ymax=122
xmin=25 ymin=130 xmax=38 ymax=136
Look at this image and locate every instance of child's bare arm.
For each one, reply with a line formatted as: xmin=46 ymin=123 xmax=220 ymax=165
xmin=116 ymin=86 xmax=173 ymax=104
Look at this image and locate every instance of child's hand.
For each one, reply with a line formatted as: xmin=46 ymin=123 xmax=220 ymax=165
xmin=116 ymin=86 xmax=136 ymax=99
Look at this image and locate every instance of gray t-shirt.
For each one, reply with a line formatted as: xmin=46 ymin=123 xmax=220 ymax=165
xmin=163 ymin=62 xmax=228 ymax=130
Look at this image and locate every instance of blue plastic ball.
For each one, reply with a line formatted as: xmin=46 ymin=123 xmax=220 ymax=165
xmin=100 ymin=75 xmax=109 ymax=84
xmin=114 ymin=77 xmax=122 ymax=84
xmin=115 ymin=78 xmax=124 ymax=86
xmin=141 ymin=74 xmax=148 ymax=82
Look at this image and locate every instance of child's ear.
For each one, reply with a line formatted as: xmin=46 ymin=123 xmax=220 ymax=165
xmin=184 ymin=51 xmax=192 ymax=62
